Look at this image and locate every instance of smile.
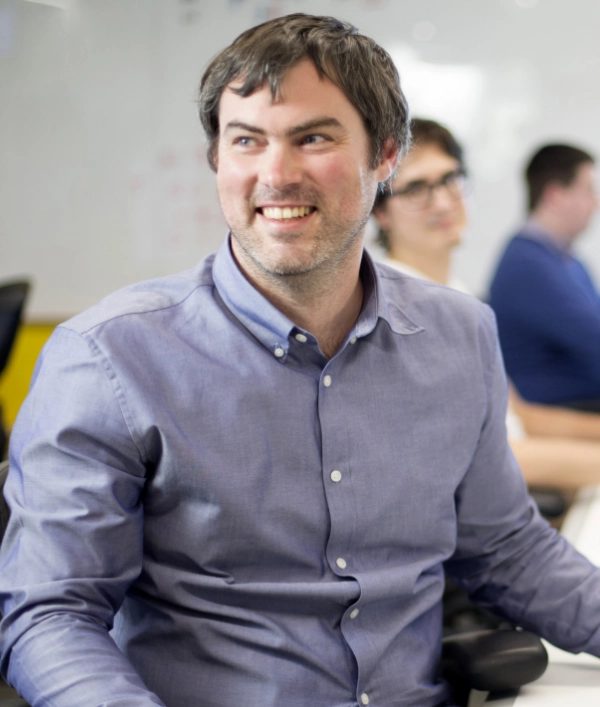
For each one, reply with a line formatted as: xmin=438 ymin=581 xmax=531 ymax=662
xmin=259 ymin=206 xmax=315 ymax=221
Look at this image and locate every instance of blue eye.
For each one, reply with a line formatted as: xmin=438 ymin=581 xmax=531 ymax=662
xmin=302 ymin=135 xmax=326 ymax=145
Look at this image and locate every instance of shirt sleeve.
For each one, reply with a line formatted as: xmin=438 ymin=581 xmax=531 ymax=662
xmin=445 ymin=305 xmax=600 ymax=656
xmin=0 ymin=326 xmax=167 ymax=707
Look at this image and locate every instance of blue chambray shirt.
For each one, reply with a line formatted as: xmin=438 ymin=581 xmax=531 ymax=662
xmin=2 ymin=239 xmax=600 ymax=707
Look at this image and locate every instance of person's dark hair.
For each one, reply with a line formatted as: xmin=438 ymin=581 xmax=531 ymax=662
xmin=526 ymin=144 xmax=595 ymax=211
xmin=373 ymin=118 xmax=464 ymax=252
xmin=198 ymin=13 xmax=410 ymax=173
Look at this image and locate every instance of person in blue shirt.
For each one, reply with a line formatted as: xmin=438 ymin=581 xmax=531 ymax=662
xmin=488 ymin=143 xmax=600 ymax=410
xmin=2 ymin=14 xmax=600 ymax=707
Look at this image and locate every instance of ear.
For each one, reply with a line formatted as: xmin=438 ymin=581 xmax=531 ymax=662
xmin=375 ymin=138 xmax=400 ymax=183
xmin=541 ymin=181 xmax=566 ymax=205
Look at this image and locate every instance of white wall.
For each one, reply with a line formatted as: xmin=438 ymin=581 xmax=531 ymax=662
xmin=2 ymin=0 xmax=600 ymax=317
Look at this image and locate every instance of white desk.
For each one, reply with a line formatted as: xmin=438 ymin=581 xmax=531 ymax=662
xmin=484 ymin=486 xmax=600 ymax=706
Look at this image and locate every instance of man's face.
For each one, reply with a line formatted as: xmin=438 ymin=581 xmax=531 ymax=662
xmin=375 ymin=144 xmax=467 ymax=259
xmin=555 ymin=162 xmax=598 ymax=240
xmin=215 ymin=59 xmax=395 ymax=283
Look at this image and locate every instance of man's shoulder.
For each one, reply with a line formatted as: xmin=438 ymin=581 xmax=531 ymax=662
xmin=376 ymin=259 xmax=481 ymax=306
xmin=375 ymin=260 xmax=493 ymax=332
xmin=62 ymin=254 xmax=217 ymax=336
xmin=501 ymin=229 xmax=567 ymax=265
xmin=492 ymin=231 xmax=575 ymax=290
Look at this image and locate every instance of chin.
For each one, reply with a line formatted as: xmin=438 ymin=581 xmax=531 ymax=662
xmin=434 ymin=229 xmax=462 ymax=248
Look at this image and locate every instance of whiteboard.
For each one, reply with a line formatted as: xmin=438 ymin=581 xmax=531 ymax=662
xmin=2 ymin=0 xmax=600 ymax=318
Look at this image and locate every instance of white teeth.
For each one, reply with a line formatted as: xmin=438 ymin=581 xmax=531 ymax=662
xmin=262 ymin=206 xmax=312 ymax=220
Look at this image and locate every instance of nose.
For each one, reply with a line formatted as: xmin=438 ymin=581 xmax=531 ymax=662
xmin=258 ymin=142 xmax=302 ymax=189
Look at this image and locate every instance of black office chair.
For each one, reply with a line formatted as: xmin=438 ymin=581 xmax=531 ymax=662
xmin=0 ymin=281 xmax=31 ymax=461
xmin=0 ymin=460 xmax=547 ymax=707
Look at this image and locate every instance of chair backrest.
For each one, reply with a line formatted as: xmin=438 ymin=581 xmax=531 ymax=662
xmin=0 ymin=460 xmax=9 ymax=545
xmin=0 ymin=281 xmax=30 ymax=377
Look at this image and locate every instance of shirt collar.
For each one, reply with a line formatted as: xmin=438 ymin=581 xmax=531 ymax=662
xmin=520 ymin=217 xmax=572 ymax=255
xmin=213 ymin=237 xmax=296 ymax=359
xmin=358 ymin=251 xmax=424 ymax=337
xmin=212 ymin=236 xmax=421 ymax=359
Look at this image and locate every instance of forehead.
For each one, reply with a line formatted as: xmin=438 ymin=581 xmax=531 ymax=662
xmin=395 ymin=144 xmax=460 ymax=185
xmin=218 ymin=58 xmax=367 ymax=135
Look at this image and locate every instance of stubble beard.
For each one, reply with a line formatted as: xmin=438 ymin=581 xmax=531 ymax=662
xmin=228 ymin=186 xmax=372 ymax=297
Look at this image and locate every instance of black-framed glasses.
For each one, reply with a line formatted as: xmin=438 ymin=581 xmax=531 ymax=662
xmin=387 ymin=169 xmax=467 ymax=210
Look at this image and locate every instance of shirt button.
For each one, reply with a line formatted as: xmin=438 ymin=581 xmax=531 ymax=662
xmin=295 ymin=333 xmax=307 ymax=343
xmin=336 ymin=557 xmax=347 ymax=569
xmin=361 ymin=693 xmax=369 ymax=705
xmin=274 ymin=347 xmax=284 ymax=358
xmin=323 ymin=375 xmax=332 ymax=387
xmin=330 ymin=470 xmax=342 ymax=483
xmin=350 ymin=608 xmax=359 ymax=619
xmin=350 ymin=337 xmax=357 ymax=344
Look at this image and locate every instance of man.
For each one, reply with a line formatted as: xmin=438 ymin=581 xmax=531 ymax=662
xmin=489 ymin=144 xmax=600 ymax=409
xmin=1 ymin=15 xmax=600 ymax=707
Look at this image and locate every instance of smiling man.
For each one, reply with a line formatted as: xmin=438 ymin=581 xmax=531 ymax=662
xmin=2 ymin=14 xmax=600 ymax=707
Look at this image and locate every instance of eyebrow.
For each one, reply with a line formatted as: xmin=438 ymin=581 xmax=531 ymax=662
xmin=222 ymin=117 xmax=344 ymax=138
xmin=401 ymin=169 xmax=461 ymax=189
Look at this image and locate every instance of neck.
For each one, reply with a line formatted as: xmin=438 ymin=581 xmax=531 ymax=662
xmin=388 ymin=245 xmax=452 ymax=286
xmin=232 ymin=243 xmax=365 ymax=359
xmin=530 ymin=208 xmax=574 ymax=246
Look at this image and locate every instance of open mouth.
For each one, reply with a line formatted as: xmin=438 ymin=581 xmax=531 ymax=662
xmin=258 ymin=206 xmax=316 ymax=222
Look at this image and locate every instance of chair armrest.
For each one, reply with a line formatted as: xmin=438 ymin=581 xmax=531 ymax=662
xmin=529 ymin=487 xmax=568 ymax=519
xmin=441 ymin=629 xmax=548 ymax=692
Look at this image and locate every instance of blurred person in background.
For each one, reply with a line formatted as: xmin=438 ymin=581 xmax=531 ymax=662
xmin=488 ymin=143 xmax=600 ymax=411
xmin=373 ymin=119 xmax=600 ymax=490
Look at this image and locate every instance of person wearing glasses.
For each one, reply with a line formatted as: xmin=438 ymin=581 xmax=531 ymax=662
xmin=372 ymin=118 xmax=600 ymax=491
xmin=372 ymin=119 xmax=469 ymax=293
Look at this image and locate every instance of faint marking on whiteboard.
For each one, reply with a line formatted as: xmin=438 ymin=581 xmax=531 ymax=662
xmin=130 ymin=145 xmax=227 ymax=264
xmin=386 ymin=44 xmax=539 ymax=179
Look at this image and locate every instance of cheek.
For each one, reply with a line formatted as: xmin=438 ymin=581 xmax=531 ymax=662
xmin=397 ymin=217 xmax=426 ymax=246
xmin=216 ymin=156 xmax=254 ymax=202
xmin=318 ymin=156 xmax=375 ymax=204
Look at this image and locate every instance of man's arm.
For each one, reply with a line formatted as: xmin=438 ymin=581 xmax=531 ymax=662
xmin=510 ymin=385 xmax=600 ymax=440
xmin=445 ymin=307 xmax=600 ymax=656
xmin=0 ymin=327 xmax=166 ymax=707
xmin=510 ymin=435 xmax=600 ymax=489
